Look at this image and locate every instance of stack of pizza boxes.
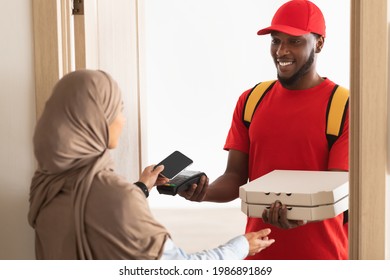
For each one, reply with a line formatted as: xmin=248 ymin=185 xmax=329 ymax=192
xmin=239 ymin=170 xmax=349 ymax=221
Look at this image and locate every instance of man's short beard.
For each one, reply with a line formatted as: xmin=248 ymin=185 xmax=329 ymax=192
xmin=277 ymin=49 xmax=315 ymax=88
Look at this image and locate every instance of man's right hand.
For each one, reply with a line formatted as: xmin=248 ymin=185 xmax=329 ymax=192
xmin=178 ymin=175 xmax=209 ymax=202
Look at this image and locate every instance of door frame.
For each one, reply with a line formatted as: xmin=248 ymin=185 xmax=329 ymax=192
xmin=349 ymin=0 xmax=387 ymax=259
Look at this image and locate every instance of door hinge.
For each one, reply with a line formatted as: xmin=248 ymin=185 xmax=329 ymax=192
xmin=72 ymin=0 xmax=84 ymax=15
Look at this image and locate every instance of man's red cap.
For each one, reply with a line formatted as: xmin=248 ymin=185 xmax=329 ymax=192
xmin=257 ymin=0 xmax=326 ymax=37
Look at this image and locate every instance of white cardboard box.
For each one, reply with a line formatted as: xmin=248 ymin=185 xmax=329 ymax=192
xmin=241 ymin=197 xmax=348 ymax=221
xmin=239 ymin=170 xmax=349 ymax=221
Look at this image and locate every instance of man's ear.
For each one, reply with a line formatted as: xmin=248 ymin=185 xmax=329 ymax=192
xmin=315 ymin=36 xmax=325 ymax=53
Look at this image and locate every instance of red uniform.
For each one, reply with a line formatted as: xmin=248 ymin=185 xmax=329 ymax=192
xmin=224 ymin=79 xmax=349 ymax=259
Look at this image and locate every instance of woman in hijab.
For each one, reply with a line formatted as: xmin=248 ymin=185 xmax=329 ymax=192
xmin=28 ymin=69 xmax=274 ymax=260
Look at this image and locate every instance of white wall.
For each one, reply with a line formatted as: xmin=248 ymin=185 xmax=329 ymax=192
xmin=0 ymin=0 xmax=36 ymax=259
xmin=143 ymin=0 xmax=350 ymax=208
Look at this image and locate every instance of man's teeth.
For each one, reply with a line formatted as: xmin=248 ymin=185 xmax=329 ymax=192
xmin=279 ymin=61 xmax=293 ymax=66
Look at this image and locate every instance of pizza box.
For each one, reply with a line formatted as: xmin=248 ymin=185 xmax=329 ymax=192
xmin=239 ymin=170 xmax=349 ymax=221
xmin=239 ymin=170 xmax=348 ymax=206
xmin=241 ymin=196 xmax=348 ymax=221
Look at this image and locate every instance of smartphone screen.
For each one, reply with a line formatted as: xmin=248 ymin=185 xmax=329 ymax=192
xmin=155 ymin=151 xmax=193 ymax=179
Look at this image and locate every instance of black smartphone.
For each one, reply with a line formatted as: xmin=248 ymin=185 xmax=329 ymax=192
xmin=155 ymin=151 xmax=193 ymax=179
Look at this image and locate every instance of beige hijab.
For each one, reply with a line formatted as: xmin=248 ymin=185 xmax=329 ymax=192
xmin=28 ymin=70 xmax=168 ymax=259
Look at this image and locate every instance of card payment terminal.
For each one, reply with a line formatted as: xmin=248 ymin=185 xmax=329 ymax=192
xmin=157 ymin=170 xmax=206 ymax=196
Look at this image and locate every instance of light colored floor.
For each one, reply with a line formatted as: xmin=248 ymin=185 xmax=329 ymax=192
xmin=150 ymin=207 xmax=247 ymax=253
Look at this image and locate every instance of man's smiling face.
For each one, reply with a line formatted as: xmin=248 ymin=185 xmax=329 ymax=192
xmin=270 ymin=32 xmax=320 ymax=88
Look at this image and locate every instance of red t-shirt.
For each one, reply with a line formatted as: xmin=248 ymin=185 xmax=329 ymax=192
xmin=224 ymin=79 xmax=349 ymax=260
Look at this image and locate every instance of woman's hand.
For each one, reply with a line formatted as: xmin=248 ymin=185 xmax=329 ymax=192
xmin=245 ymin=228 xmax=275 ymax=256
xmin=138 ymin=165 xmax=169 ymax=191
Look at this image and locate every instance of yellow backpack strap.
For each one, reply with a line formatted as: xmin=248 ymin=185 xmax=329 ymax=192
xmin=326 ymin=85 xmax=349 ymax=149
xmin=243 ymin=80 xmax=276 ymax=127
